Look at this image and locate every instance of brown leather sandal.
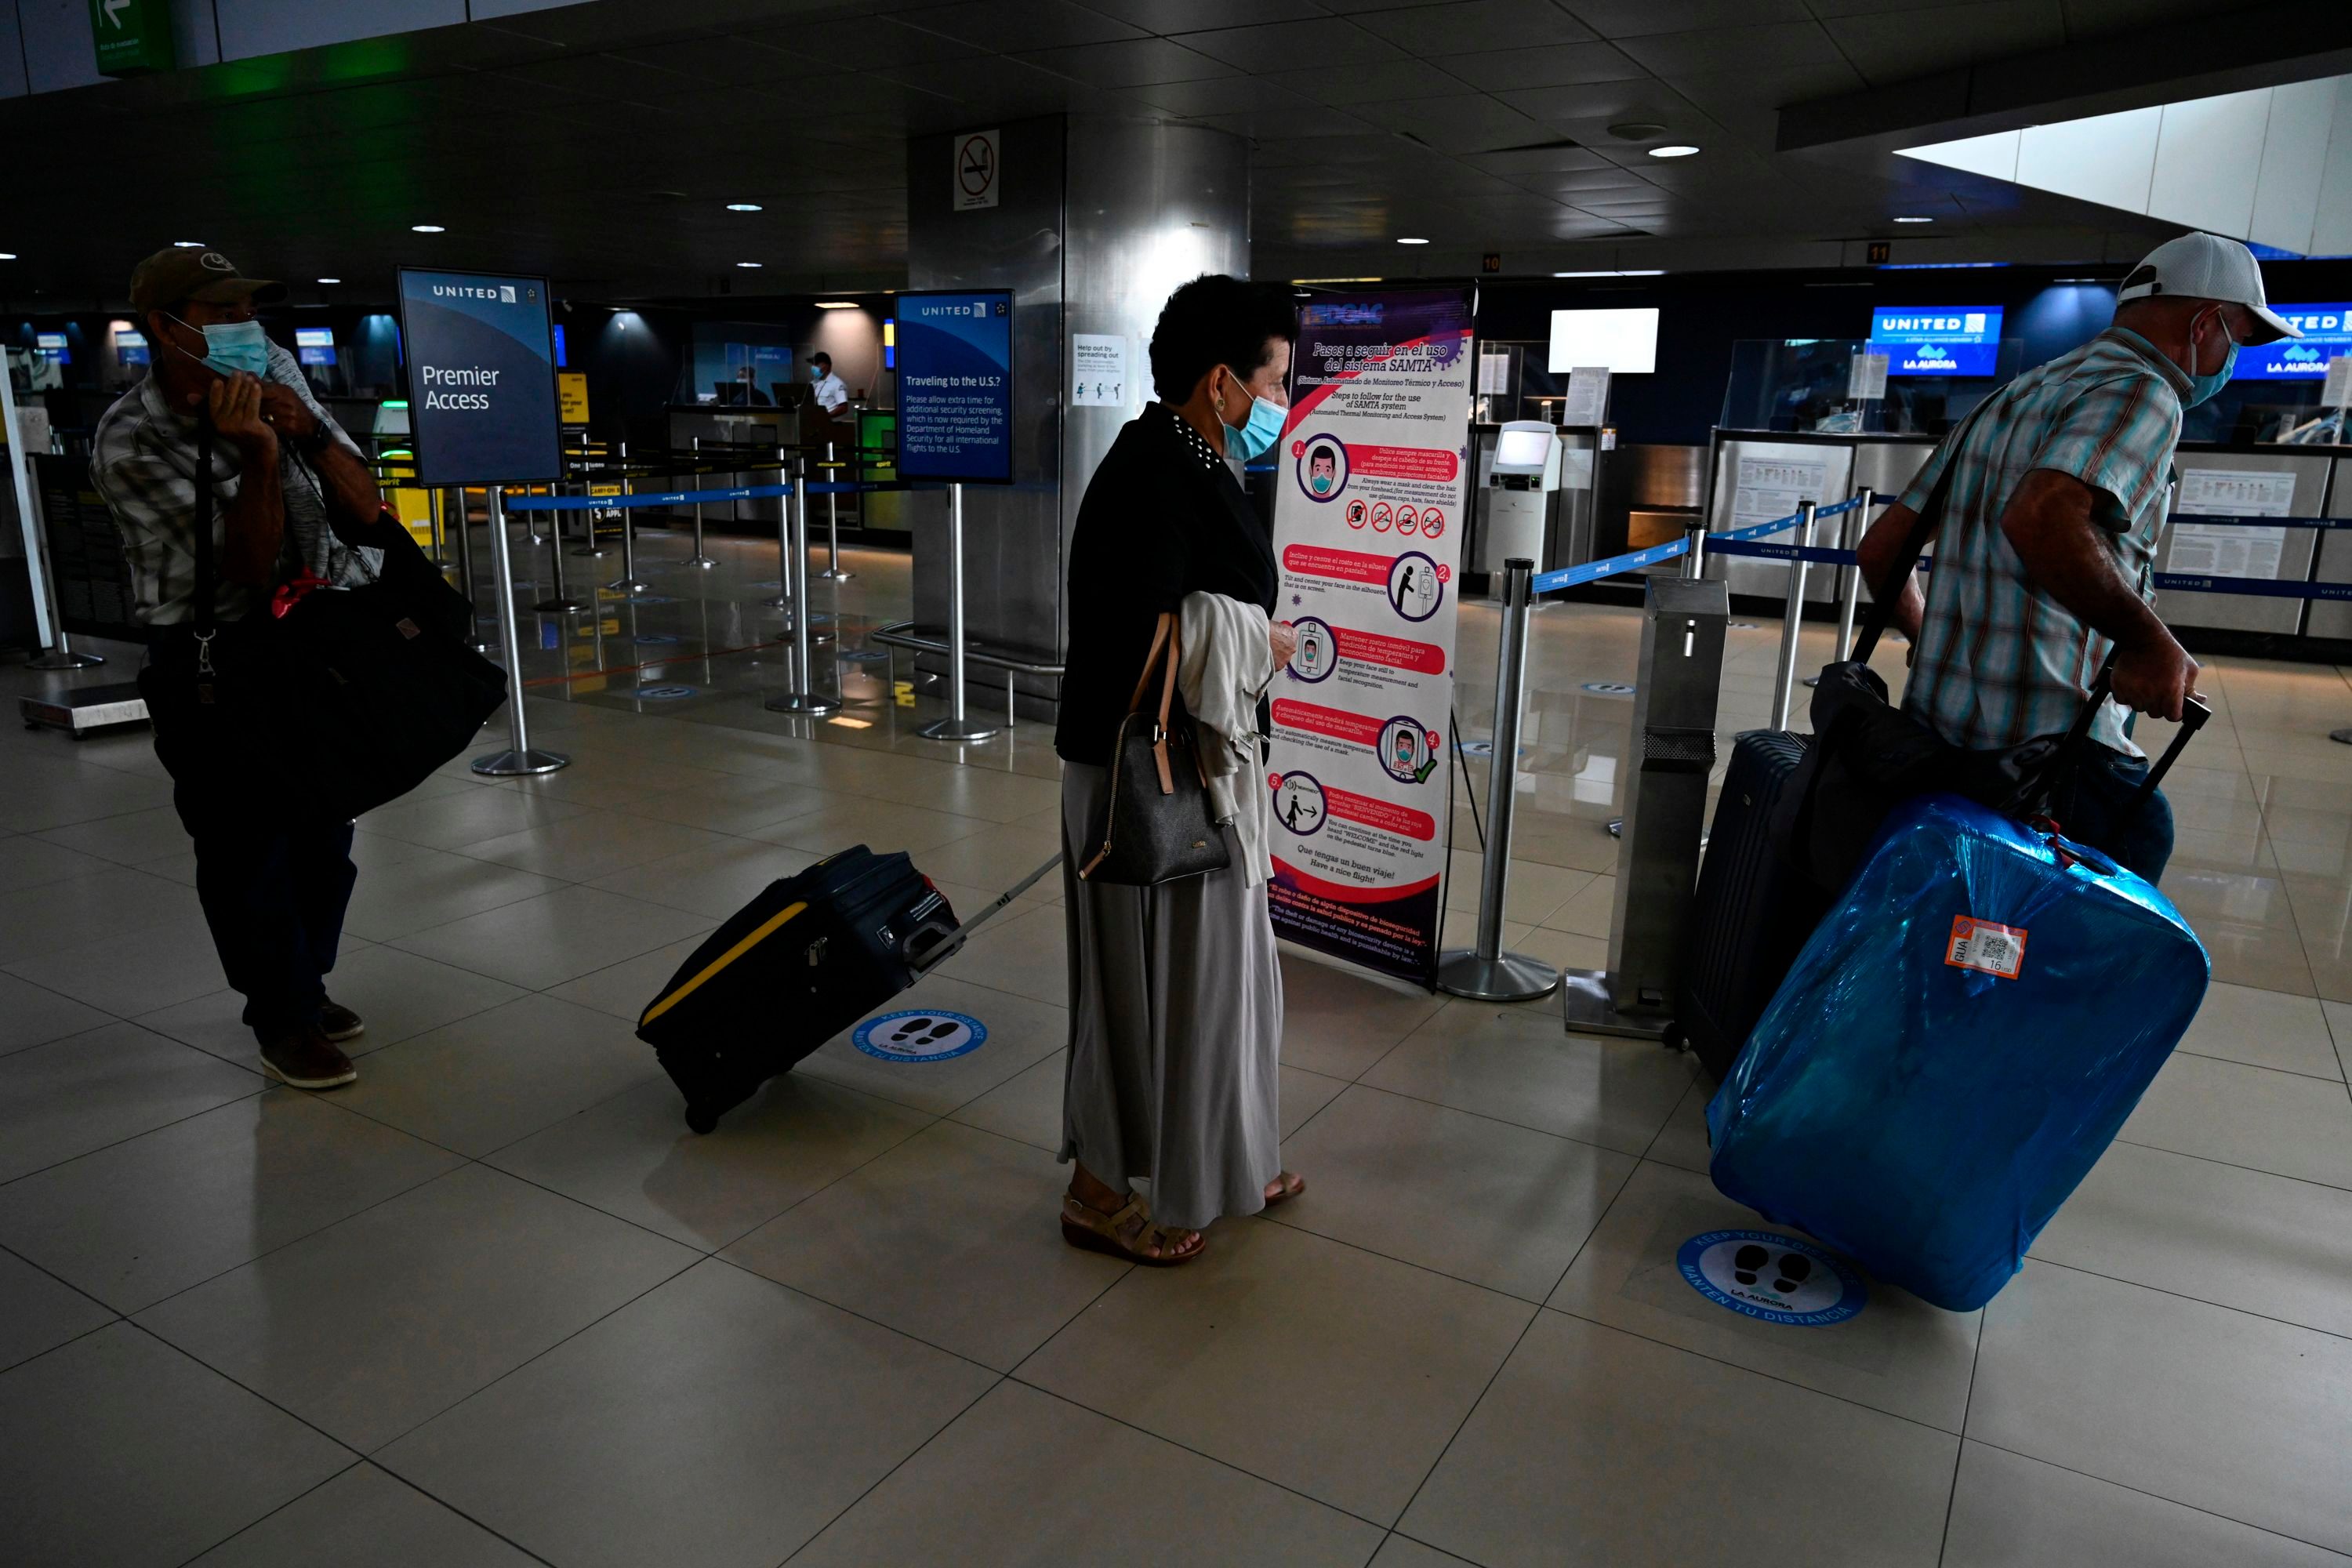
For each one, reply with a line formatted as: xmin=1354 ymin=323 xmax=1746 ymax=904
xmin=1060 ymin=1192 xmax=1204 ymax=1265
xmin=1263 ymin=1171 xmax=1306 ymax=1208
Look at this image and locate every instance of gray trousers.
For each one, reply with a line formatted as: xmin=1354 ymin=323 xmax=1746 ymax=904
xmin=1059 ymin=762 xmax=1284 ymax=1230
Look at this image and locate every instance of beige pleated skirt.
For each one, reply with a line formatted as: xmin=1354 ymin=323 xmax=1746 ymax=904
xmin=1058 ymin=761 xmax=1284 ymax=1230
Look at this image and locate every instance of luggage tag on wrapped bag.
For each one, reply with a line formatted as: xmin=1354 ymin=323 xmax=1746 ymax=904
xmin=1945 ymin=916 xmax=2027 ymax=979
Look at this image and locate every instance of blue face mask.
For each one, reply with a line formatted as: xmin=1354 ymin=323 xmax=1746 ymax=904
xmin=1222 ymin=378 xmax=1286 ymax=462
xmin=169 ymin=314 xmax=270 ymax=379
xmin=2183 ymin=309 xmax=2239 ymax=407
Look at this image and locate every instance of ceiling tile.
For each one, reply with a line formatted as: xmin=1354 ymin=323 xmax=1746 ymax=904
xmin=1074 ymin=0 xmax=1328 ymax=31
xmin=1440 ymin=40 xmax=1648 ymax=90
xmin=1824 ymin=1 xmax=2065 ymax=87
xmin=488 ymin=53 xmax=695 ymax=100
xmin=1018 ymin=37 xmax=1242 ymax=85
xmin=1353 ymin=0 xmax=1597 ymax=54
xmin=1492 ymin=81 xmax=1690 ymax=125
xmin=902 ymin=0 xmax=1147 ymax=53
xmin=1192 ymin=103 xmax=1383 ymax=137
xmin=1131 ymin=74 xmax=1318 ymax=116
xmin=1559 ymin=0 xmax=1813 ymax=38
xmin=1348 ymin=92 xmax=1555 ymax=154
xmin=612 ymin=34 xmax=810 ymax=82
xmin=761 ymin=16 xmax=990 ymax=69
xmin=1462 ymin=144 xmax=1614 ymax=173
xmin=1174 ymin=17 xmax=1407 ymax=72
xmin=1613 ymin=20 xmax=1842 ymax=74
xmin=1265 ymin=59 xmax=1474 ymax=106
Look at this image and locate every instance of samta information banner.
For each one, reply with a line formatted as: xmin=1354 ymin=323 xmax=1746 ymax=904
xmin=395 ymin=268 xmax=561 ymax=488
xmin=1267 ymin=289 xmax=1475 ymax=983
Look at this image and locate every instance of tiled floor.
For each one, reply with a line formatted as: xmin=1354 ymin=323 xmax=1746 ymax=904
xmin=3 ymin=521 xmax=2350 ymax=1565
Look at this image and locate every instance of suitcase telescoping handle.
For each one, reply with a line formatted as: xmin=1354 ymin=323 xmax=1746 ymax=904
xmin=908 ymin=853 xmax=1065 ymax=977
xmin=2049 ymin=655 xmax=2212 ymax=808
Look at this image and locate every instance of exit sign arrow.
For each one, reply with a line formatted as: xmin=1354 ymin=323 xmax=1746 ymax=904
xmin=101 ymin=0 xmax=129 ymax=24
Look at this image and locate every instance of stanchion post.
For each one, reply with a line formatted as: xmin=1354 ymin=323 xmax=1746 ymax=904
xmin=534 ymin=488 xmax=587 ymax=613
xmin=818 ymin=437 xmax=853 ymax=581
xmin=1769 ymin=499 xmax=1817 ymax=730
xmin=606 ymin=440 xmax=646 ymax=593
xmin=764 ymin=466 xmax=840 ymax=717
xmin=764 ymin=446 xmax=793 ymax=611
xmin=1680 ymin=517 xmax=1708 ymax=581
xmin=1835 ymin=489 xmax=1871 ymax=659
xmin=686 ymin=435 xmax=717 ymax=569
xmin=22 ymin=499 xmax=103 ymax=670
xmin=471 ymin=486 xmax=568 ymax=777
xmin=1437 ymin=557 xmax=1559 ymax=1001
xmin=449 ymin=488 xmax=487 ymax=652
xmin=917 ymin=483 xmax=1002 ymax=742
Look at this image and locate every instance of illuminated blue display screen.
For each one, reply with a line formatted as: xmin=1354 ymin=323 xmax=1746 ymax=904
xmin=1868 ymin=307 xmax=2004 ymax=376
xmin=2235 ymin=303 xmax=2349 ymax=381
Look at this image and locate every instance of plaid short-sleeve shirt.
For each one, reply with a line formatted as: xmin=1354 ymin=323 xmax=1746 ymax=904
xmin=1896 ymin=328 xmax=2189 ymax=757
xmin=89 ymin=340 xmax=375 ymax=627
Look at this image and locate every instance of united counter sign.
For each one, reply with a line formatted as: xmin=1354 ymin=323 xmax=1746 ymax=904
xmin=90 ymin=0 xmax=176 ymax=76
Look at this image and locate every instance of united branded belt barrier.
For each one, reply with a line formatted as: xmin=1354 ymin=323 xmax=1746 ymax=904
xmin=1711 ymin=539 xmax=2352 ymax=601
xmin=1532 ymin=538 xmax=1692 ymax=594
xmin=500 ymin=484 xmax=797 ymax=514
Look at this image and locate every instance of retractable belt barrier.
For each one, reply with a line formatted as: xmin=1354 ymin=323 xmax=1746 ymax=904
xmin=1530 ymin=492 xmax=1890 ymax=596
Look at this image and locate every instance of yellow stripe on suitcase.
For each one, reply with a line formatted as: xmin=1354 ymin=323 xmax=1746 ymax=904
xmin=639 ymin=901 xmax=808 ymax=1027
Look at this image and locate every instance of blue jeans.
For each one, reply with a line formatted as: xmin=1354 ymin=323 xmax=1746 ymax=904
xmin=2053 ymin=746 xmax=2175 ymax=884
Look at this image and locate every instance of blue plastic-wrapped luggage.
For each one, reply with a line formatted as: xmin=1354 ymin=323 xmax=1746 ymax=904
xmin=1705 ymin=792 xmax=2209 ymax=1312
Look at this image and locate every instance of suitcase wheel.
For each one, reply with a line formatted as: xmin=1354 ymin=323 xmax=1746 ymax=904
xmin=684 ymin=1104 xmax=719 ymax=1136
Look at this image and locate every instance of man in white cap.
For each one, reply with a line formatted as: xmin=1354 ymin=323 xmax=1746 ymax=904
xmin=1855 ymin=230 xmax=2300 ymax=881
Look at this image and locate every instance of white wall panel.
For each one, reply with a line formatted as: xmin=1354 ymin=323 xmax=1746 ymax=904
xmin=1894 ymin=129 xmax=2020 ymax=183
xmin=2249 ymin=79 xmax=2337 ymax=255
xmin=2017 ymin=106 xmax=2161 ymax=216
xmin=2148 ymin=89 xmax=2269 ymax=239
xmin=0 ymin=0 xmax=26 ymax=98
xmin=2314 ymin=77 xmax=2352 ymax=257
xmin=18 ymin=0 xmax=104 ymax=95
xmin=214 ymin=0 xmax=464 ymax=62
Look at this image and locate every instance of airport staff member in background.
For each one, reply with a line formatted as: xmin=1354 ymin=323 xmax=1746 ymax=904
xmin=1857 ymin=231 xmax=2300 ymax=882
xmin=808 ymin=351 xmax=849 ymax=414
xmin=724 ymin=365 xmax=770 ymax=405
xmin=91 ymin=246 xmax=386 ymax=1091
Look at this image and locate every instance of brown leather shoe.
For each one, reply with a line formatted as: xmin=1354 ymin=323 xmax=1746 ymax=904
xmin=318 ymin=1001 xmax=365 ymax=1044
xmin=256 ymin=1023 xmax=358 ymax=1090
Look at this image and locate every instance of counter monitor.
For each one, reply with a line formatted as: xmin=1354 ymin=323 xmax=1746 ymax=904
xmin=1869 ymin=307 xmax=2002 ymax=376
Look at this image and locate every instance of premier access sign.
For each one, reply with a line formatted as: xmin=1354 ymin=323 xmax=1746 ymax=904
xmin=396 ymin=268 xmax=563 ymax=488
xmin=90 ymin=0 xmax=174 ymax=75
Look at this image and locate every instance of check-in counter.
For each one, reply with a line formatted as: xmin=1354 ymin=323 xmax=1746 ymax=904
xmin=2310 ymin=453 xmax=2352 ymax=641
xmin=2154 ymin=445 xmax=2335 ymax=636
xmin=1704 ymin=427 xmax=2350 ymax=647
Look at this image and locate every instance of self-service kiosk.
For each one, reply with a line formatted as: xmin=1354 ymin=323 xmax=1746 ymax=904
xmin=1476 ymin=421 xmax=1563 ymax=586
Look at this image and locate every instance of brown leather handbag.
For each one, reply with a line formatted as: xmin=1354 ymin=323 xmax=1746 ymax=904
xmin=1076 ymin=612 xmax=1233 ymax=887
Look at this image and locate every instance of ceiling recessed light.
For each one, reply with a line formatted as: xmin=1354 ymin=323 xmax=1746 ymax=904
xmin=725 ymin=202 xmax=763 ymax=212
xmin=316 ymin=277 xmax=341 ymax=285
xmin=0 ymin=252 xmax=16 ymax=261
xmin=1893 ymin=216 xmax=1934 ymax=223
xmin=814 ymin=300 xmax=858 ymax=309
xmin=1646 ymin=145 xmax=1700 ymax=158
xmin=735 ymin=261 xmax=763 ymax=269
xmin=1396 ymin=237 xmax=1430 ymax=245
xmin=1553 ymin=269 xmax=1665 ymax=278
xmin=411 ymin=224 xmax=445 ymax=233
xmin=172 ymin=241 xmax=204 ymax=248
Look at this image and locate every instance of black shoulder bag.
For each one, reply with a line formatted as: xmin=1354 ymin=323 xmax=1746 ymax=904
xmin=136 ymin=419 xmax=507 ymax=825
xmin=1770 ymin=401 xmax=2095 ymax=897
xmin=1075 ymin=612 xmax=1232 ymax=887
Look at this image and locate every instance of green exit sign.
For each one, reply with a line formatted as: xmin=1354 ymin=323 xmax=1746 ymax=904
xmin=90 ymin=0 xmax=176 ymax=77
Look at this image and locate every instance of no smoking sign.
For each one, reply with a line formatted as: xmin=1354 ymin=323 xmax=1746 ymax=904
xmin=954 ymin=129 xmax=1000 ymax=211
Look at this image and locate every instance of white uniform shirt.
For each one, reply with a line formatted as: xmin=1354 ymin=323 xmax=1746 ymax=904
xmin=811 ymin=371 xmax=849 ymax=412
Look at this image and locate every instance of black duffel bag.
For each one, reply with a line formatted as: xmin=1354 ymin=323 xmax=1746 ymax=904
xmin=138 ymin=419 xmax=506 ymax=824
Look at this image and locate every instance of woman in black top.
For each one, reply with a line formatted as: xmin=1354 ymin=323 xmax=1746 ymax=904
xmin=1053 ymin=276 xmax=1301 ymax=1265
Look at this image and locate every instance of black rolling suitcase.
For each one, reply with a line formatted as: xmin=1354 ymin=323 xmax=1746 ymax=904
xmin=1678 ymin=731 xmax=1830 ymax=1080
xmin=637 ymin=845 xmax=1058 ymax=1133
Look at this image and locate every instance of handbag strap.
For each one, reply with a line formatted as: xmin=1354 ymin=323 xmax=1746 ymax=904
xmin=1124 ymin=611 xmax=1183 ymax=731
xmin=1850 ymin=394 xmax=1999 ymax=664
xmin=191 ymin=415 xmax=216 ymax=646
